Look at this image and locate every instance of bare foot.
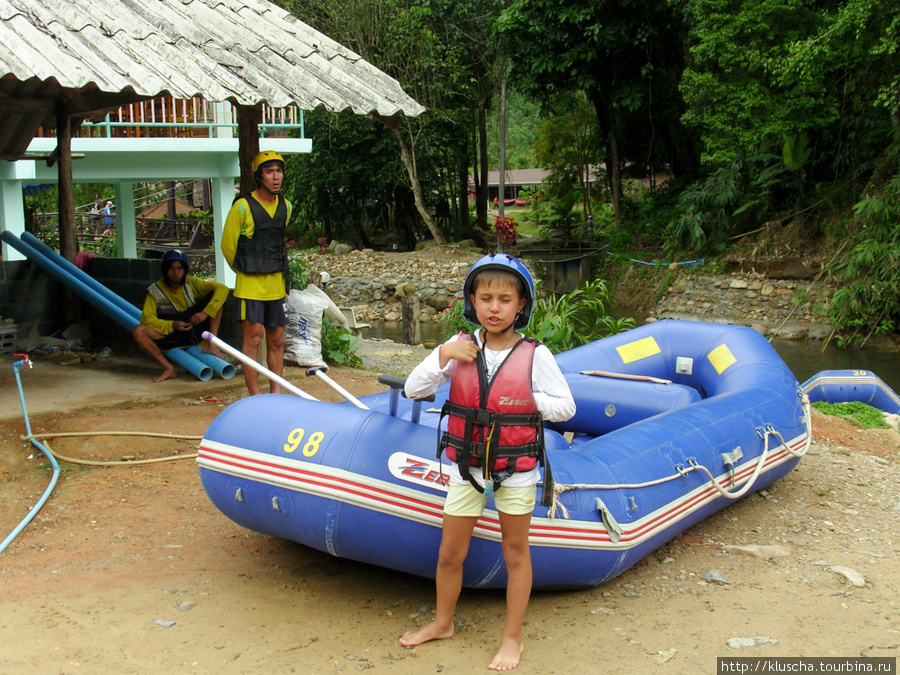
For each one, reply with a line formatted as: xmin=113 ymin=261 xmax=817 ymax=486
xmin=488 ymin=637 xmax=523 ymax=671
xmin=153 ymin=368 xmax=177 ymax=383
xmin=399 ymin=620 xmax=454 ymax=647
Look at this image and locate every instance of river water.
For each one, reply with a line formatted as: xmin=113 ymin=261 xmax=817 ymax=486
xmin=360 ymin=321 xmax=900 ymax=393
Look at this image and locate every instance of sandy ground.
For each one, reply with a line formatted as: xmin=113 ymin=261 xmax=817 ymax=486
xmin=1 ymin=347 xmax=900 ymax=674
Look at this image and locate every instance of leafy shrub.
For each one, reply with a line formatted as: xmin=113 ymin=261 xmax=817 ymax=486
xmin=826 ymin=171 xmax=900 ymax=346
xmin=525 ymin=279 xmax=635 ymax=353
xmin=811 ymin=401 xmax=890 ymax=430
xmin=321 ymin=318 xmax=362 ymax=367
xmin=288 ymin=254 xmax=310 ymax=291
xmin=440 ymin=298 xmax=470 ymax=339
xmin=81 ymin=233 xmax=118 ymax=258
xmin=440 ymin=278 xmax=634 ymax=353
xmin=494 ymin=215 xmax=518 ymax=247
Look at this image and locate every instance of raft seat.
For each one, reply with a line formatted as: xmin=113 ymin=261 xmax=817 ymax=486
xmin=377 ymin=374 xmax=435 ymax=423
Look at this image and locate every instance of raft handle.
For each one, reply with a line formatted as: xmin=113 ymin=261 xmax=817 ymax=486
xmin=595 ymin=497 xmax=623 ymax=543
xmin=721 ymin=446 xmax=744 ymax=486
xmin=377 ymin=373 xmax=435 ymax=423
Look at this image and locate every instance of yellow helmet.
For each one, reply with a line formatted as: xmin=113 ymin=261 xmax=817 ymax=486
xmin=251 ymin=150 xmax=285 ymax=174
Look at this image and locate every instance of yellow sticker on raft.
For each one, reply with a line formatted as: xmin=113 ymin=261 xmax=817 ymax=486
xmin=616 ymin=336 xmax=661 ymax=364
xmin=708 ymin=343 xmax=737 ymax=374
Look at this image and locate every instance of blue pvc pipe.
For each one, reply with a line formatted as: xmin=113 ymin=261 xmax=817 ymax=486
xmin=1 ymin=232 xmax=213 ymax=381
xmin=0 ymin=358 xmax=61 ymax=554
xmin=2 ymin=231 xmax=143 ymax=329
xmin=185 ymin=346 xmax=235 ymax=379
xmin=22 ymin=232 xmax=141 ymax=320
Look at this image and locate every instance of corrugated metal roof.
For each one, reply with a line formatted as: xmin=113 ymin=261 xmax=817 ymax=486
xmin=0 ymin=0 xmax=425 ymax=158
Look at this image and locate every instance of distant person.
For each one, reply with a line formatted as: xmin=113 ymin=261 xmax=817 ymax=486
xmin=89 ymin=194 xmax=103 ymax=231
xmin=400 ymin=253 xmax=576 ymax=671
xmin=221 ymin=150 xmax=292 ymax=395
xmin=132 ymin=249 xmax=229 ymax=382
xmin=103 ymin=201 xmax=114 ymax=231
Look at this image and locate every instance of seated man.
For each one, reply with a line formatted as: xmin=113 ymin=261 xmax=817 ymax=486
xmin=132 ymin=249 xmax=229 ymax=382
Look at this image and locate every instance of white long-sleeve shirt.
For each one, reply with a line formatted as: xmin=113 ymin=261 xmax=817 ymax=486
xmin=404 ymin=332 xmax=576 ymax=487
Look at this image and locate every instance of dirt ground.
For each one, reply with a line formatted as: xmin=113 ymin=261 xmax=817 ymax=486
xmin=1 ymin=349 xmax=899 ymax=674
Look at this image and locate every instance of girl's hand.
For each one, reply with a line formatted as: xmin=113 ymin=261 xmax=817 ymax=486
xmin=439 ymin=340 xmax=480 ymax=367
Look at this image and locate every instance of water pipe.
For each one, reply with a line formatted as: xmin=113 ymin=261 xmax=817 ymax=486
xmin=184 ymin=346 xmax=236 ymax=379
xmin=1 ymin=232 xmax=213 ymax=381
xmin=202 ymin=331 xmax=317 ymax=400
xmin=0 ymin=355 xmax=61 ymax=554
xmin=22 ymin=232 xmax=141 ymax=320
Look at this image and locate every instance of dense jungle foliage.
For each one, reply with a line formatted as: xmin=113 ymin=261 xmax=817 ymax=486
xmin=24 ymin=0 xmax=899 ymax=346
xmin=274 ymin=0 xmax=900 ymax=346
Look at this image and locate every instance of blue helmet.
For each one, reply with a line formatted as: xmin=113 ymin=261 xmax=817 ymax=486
xmin=463 ymin=253 xmax=535 ymax=330
xmin=161 ymin=249 xmax=190 ymax=278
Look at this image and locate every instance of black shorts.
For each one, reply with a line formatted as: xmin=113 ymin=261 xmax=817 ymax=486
xmin=154 ymin=323 xmax=208 ymax=350
xmin=238 ymin=298 xmax=288 ymax=329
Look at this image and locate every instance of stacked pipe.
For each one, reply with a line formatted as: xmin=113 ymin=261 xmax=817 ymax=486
xmin=1 ymin=231 xmax=234 ymax=381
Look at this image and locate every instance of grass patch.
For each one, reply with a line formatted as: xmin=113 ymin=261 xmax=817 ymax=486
xmin=811 ymin=401 xmax=891 ymax=430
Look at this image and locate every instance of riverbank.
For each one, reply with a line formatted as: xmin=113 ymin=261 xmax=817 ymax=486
xmin=297 ymin=245 xmax=899 ymax=348
xmin=1 ymin=344 xmax=899 ymax=673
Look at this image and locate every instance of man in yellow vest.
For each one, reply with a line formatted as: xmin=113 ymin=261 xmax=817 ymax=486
xmin=132 ymin=249 xmax=229 ymax=382
xmin=221 ymin=151 xmax=292 ymax=395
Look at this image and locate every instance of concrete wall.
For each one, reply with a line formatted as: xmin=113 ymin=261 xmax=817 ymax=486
xmin=0 ymin=260 xmax=68 ymax=346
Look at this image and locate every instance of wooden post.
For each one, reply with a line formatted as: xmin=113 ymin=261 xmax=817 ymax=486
xmin=236 ymin=104 xmax=262 ymax=196
xmin=56 ymin=100 xmax=77 ymax=264
xmin=401 ymin=293 xmax=421 ymax=346
xmin=55 ymin=99 xmax=81 ymax=324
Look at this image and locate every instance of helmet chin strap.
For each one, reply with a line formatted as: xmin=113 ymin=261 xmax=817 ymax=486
xmin=500 ymin=311 xmax=522 ymax=334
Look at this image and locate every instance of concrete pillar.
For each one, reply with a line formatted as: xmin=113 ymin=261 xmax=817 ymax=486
xmin=211 ymin=176 xmax=236 ymax=288
xmin=114 ymin=182 xmax=137 ymax=258
xmin=0 ymin=179 xmax=26 ymax=261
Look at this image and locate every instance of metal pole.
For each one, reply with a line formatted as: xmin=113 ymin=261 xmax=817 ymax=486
xmin=305 ymin=366 xmax=369 ymax=410
xmin=202 ymin=332 xmax=317 ymax=400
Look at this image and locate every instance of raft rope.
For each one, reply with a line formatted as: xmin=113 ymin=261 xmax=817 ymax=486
xmin=546 ymin=395 xmax=812 ymax=519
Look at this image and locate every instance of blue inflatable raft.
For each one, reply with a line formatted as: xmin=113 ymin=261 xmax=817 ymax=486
xmin=801 ymin=369 xmax=900 ymax=414
xmin=198 ymin=319 xmax=810 ymax=589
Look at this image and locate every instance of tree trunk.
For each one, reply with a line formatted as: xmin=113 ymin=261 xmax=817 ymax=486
xmin=55 ymin=100 xmax=81 ymax=324
xmin=376 ymin=114 xmax=447 ymax=245
xmin=456 ymin=148 xmax=469 ymax=235
xmin=166 ymin=182 xmax=176 ymax=220
xmin=477 ymin=100 xmax=489 ymax=230
xmin=589 ymin=90 xmax=623 ymax=228
xmin=56 ymin=101 xmax=78 ymax=264
xmin=236 ymin=104 xmax=262 ymax=196
xmin=401 ymin=293 xmax=421 ymax=345
xmin=498 ymin=78 xmax=507 ymax=222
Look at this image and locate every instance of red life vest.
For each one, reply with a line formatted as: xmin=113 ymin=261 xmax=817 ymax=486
xmin=439 ymin=333 xmax=545 ymax=491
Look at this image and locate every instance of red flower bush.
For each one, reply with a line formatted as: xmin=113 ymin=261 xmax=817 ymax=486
xmin=493 ymin=215 xmax=518 ymax=247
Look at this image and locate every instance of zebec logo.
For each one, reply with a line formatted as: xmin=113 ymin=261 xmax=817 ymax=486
xmin=388 ymin=453 xmax=450 ymax=491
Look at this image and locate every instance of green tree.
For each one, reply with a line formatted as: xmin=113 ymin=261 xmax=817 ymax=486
xmin=283 ymin=109 xmax=423 ymax=249
xmin=285 ymin=0 xmax=510 ymax=240
xmin=532 ymin=92 xmax=600 ymax=226
xmin=497 ymin=0 xmax=693 ymax=227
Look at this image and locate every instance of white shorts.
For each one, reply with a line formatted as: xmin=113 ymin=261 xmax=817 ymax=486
xmin=443 ymin=481 xmax=536 ymax=517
